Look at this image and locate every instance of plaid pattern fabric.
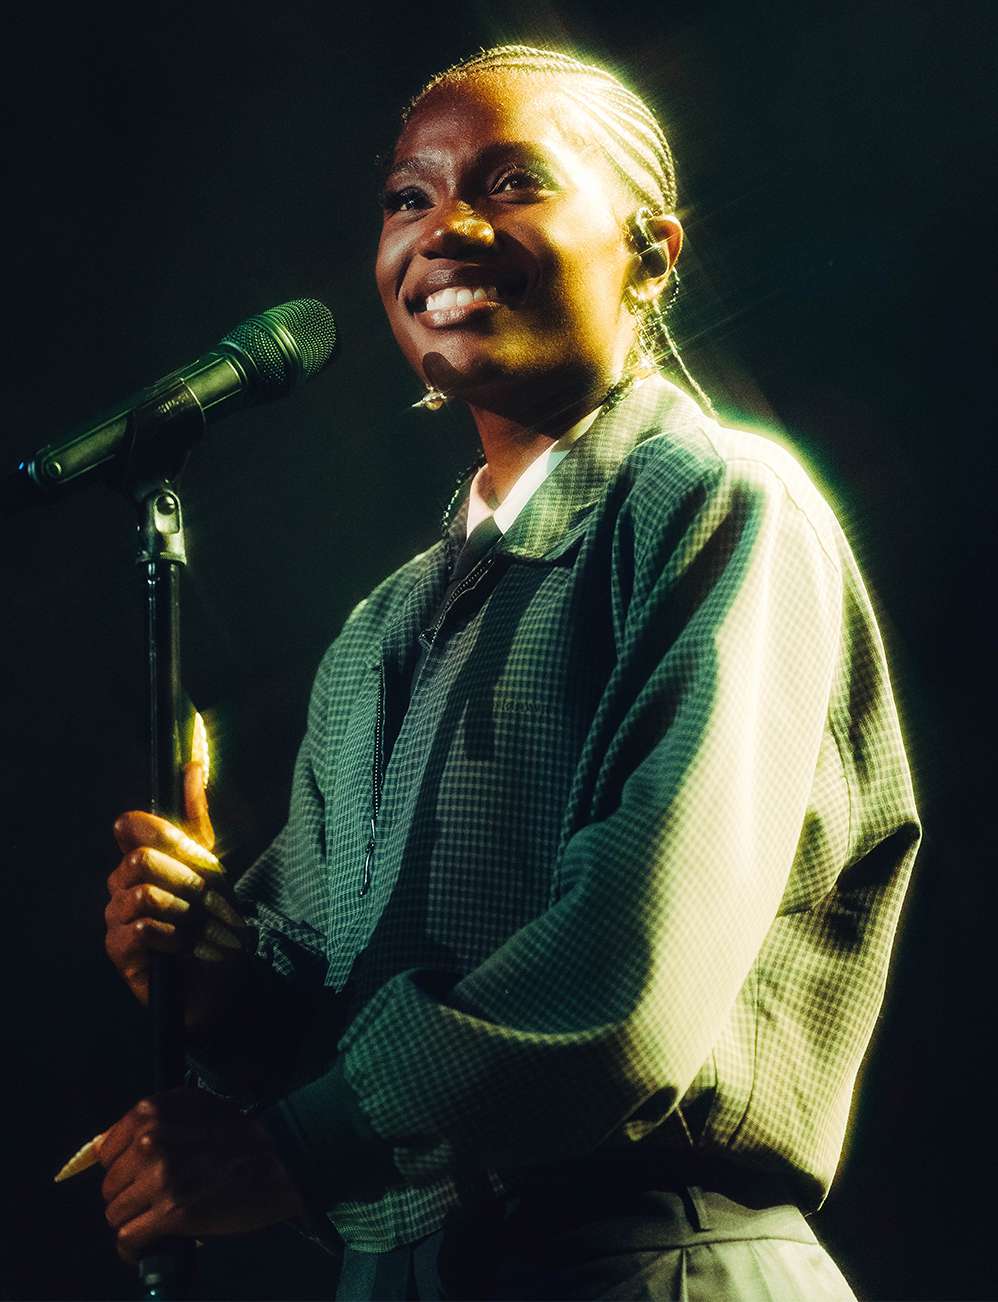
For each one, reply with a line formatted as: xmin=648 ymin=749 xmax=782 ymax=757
xmin=212 ymin=375 xmax=919 ymax=1251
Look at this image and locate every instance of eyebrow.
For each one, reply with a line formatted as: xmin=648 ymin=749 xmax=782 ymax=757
xmin=382 ymin=140 xmax=557 ymax=188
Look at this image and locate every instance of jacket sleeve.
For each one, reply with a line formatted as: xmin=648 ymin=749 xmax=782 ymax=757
xmin=256 ymin=452 xmax=876 ymax=1202
xmin=186 ymin=638 xmax=346 ymax=1106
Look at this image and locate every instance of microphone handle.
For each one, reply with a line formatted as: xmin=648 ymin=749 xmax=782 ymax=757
xmin=1 ymin=352 xmax=249 ymax=514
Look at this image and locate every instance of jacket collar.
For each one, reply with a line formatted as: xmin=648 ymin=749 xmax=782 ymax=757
xmin=440 ymin=375 xmax=705 ymax=565
xmin=374 ymin=376 xmax=707 ymax=668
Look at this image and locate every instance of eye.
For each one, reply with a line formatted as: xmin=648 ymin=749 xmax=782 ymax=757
xmin=491 ymin=166 xmax=555 ymax=197
xmin=382 ymin=185 xmax=430 ymax=215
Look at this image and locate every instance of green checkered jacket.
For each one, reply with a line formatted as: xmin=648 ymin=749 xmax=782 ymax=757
xmin=195 ymin=375 xmax=919 ymax=1252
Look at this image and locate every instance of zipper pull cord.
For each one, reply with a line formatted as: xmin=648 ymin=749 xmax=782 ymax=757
xmin=360 ymin=815 xmax=376 ymax=897
xmin=363 ymin=661 xmax=387 ymax=897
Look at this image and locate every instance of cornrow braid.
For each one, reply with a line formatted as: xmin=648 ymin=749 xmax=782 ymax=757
xmin=404 ymin=44 xmax=713 ymax=411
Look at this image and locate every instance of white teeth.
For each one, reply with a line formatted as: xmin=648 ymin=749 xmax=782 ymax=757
xmin=423 ymin=285 xmax=499 ymax=312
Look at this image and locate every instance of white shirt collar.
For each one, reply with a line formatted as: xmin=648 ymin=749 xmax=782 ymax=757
xmin=465 ymin=405 xmax=602 ymax=539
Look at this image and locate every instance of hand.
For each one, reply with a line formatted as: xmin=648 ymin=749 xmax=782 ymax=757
xmin=105 ymin=762 xmax=252 ymax=1031
xmin=98 ymin=1088 xmax=307 ymax=1263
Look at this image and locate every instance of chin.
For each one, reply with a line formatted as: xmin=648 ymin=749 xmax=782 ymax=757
xmin=418 ymin=344 xmax=515 ymax=400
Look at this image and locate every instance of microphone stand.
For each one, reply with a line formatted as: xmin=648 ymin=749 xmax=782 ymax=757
xmin=118 ymin=385 xmax=204 ymax=1300
xmin=11 ymin=303 xmax=336 ymax=1293
xmin=133 ymin=483 xmax=194 ymax=1299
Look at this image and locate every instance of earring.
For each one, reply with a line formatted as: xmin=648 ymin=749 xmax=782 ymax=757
xmin=411 ymin=385 xmax=448 ymax=411
xmin=626 ymin=280 xmax=663 ymax=305
xmin=630 ymin=354 xmax=658 ymax=381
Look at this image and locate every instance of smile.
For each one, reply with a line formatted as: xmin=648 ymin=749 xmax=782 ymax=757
xmin=425 ymin=285 xmax=499 ymax=312
xmin=413 ymin=287 xmax=505 ymax=328
xmin=406 ymin=269 xmax=529 ymax=324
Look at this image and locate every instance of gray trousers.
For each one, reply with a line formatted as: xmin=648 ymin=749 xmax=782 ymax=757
xmin=334 ymin=1186 xmax=857 ymax=1300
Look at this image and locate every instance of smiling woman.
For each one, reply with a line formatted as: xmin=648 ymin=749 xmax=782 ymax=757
xmin=98 ymin=43 xmax=919 ymax=1302
xmin=375 ymin=50 xmax=694 ymax=489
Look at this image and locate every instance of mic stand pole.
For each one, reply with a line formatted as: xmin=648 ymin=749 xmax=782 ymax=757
xmin=132 ymin=482 xmax=195 ymax=1300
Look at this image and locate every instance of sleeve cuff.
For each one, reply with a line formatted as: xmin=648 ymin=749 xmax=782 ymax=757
xmin=184 ymin=951 xmax=308 ymax=1098
xmin=256 ymin=1057 xmax=400 ymax=1211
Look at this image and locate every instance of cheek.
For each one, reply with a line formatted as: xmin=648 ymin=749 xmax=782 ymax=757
xmin=375 ymin=242 xmax=419 ymax=356
xmin=374 ymin=245 xmax=396 ymax=315
xmin=540 ymin=209 xmax=630 ymax=325
xmin=552 ymin=253 xmax=630 ymax=348
xmin=375 ymin=223 xmax=411 ymax=311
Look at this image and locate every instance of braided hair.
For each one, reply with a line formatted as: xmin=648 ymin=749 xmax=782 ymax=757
xmin=403 ymin=44 xmax=712 ymax=411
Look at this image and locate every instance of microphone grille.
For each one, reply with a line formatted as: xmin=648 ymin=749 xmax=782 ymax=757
xmin=219 ymin=298 xmax=337 ymax=397
xmin=258 ymin=299 xmax=338 ymax=382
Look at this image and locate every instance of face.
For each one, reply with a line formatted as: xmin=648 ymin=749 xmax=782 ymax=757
xmin=376 ymin=71 xmax=642 ymax=415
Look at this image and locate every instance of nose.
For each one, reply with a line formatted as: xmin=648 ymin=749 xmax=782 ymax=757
xmin=419 ymin=200 xmax=495 ymax=256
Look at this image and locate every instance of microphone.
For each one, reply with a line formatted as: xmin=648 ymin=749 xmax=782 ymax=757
xmin=2 ymin=298 xmax=337 ymax=513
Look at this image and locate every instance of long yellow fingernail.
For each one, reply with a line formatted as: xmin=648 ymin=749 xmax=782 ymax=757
xmin=191 ymin=712 xmax=210 ymax=788
xmin=54 ymin=1133 xmax=104 ymax=1183
xmin=192 ymin=941 xmax=226 ymax=962
xmin=204 ymin=890 xmax=244 ymax=929
xmin=203 ymin=920 xmax=243 ymax=952
xmin=178 ymin=834 xmax=223 ymax=874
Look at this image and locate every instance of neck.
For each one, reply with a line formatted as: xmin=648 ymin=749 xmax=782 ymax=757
xmin=464 ymin=372 xmax=617 ymax=503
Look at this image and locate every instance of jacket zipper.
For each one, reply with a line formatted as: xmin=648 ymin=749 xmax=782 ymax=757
xmin=360 ymin=553 xmax=496 ymax=896
xmin=360 ymin=663 xmax=386 ymax=897
xmin=429 ymin=553 xmax=496 ymax=640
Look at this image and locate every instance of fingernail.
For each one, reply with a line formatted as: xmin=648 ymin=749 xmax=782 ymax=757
xmin=203 ymin=920 xmax=243 ymax=952
xmin=179 ymin=835 xmax=223 ymax=874
xmin=53 ymin=1134 xmax=104 ymax=1183
xmin=204 ymin=889 xmax=244 ymax=929
xmin=192 ymin=941 xmax=226 ymax=962
xmin=191 ymin=712 xmax=210 ymax=786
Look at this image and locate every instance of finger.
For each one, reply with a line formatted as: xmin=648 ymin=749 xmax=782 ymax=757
xmin=114 ymin=1198 xmax=187 ymax=1265
xmin=106 ymin=882 xmax=193 ymax=927
xmin=97 ymin=1100 xmax=151 ymax=1172
xmin=101 ymin=1133 xmax=150 ymax=1207
xmin=108 ymin=957 xmax=148 ymax=1004
xmin=126 ymin=1118 xmax=215 ymax=1150
xmin=203 ymin=888 xmax=246 ymax=930
xmin=139 ymin=1088 xmax=227 ymax=1124
xmin=113 ymin=812 xmax=222 ymax=876
xmin=104 ymin=1134 xmax=202 ymax=1228
xmin=100 ymin=1094 xmax=204 ymax=1193
xmin=183 ymin=762 xmax=215 ymax=852
xmin=110 ymin=917 xmax=235 ymax=969
xmin=108 ymin=848 xmax=209 ymax=901
xmin=106 ymin=918 xmax=182 ymax=970
xmin=192 ymin=939 xmax=228 ymax=962
xmin=105 ymin=1172 xmax=155 ymax=1232
xmin=200 ymin=919 xmax=244 ymax=952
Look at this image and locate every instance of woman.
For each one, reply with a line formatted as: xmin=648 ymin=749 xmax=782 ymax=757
xmin=100 ymin=46 xmax=920 ymax=1300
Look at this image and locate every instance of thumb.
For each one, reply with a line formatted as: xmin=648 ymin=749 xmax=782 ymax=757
xmin=183 ymin=761 xmax=215 ymax=851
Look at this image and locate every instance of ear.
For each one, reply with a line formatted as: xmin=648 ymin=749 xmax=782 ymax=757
xmin=628 ymin=212 xmax=684 ymax=304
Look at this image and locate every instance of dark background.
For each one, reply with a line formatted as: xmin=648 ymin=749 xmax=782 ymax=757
xmin=1 ymin=1 xmax=994 ymax=1298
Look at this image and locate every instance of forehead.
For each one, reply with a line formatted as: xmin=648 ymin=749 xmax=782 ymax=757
xmin=393 ymin=70 xmax=593 ymax=166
